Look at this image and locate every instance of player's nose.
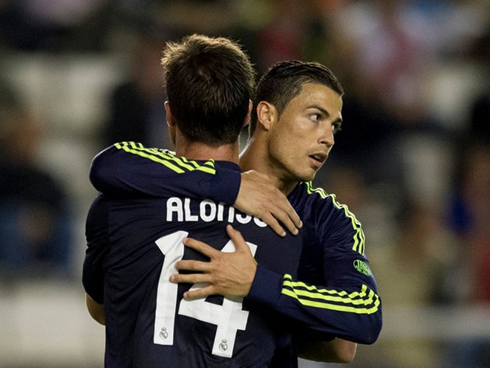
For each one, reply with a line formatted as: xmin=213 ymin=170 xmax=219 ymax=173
xmin=319 ymin=123 xmax=335 ymax=148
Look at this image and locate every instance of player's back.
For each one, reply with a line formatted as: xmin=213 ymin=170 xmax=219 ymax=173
xmin=86 ymin=191 xmax=303 ymax=368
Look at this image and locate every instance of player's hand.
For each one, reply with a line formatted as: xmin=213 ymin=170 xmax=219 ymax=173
xmin=235 ymin=170 xmax=302 ymax=237
xmin=169 ymin=225 xmax=257 ymax=300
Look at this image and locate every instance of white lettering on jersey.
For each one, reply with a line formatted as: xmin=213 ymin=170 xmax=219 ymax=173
xmin=200 ymin=200 xmax=216 ymax=222
xmin=253 ymin=217 xmax=267 ymax=227
xmin=227 ymin=206 xmax=235 ymax=223
xmin=184 ymin=198 xmax=198 ymax=222
xmin=166 ymin=197 xmax=267 ymax=228
xmin=217 ymin=202 xmax=225 ymax=221
xmin=236 ymin=213 xmax=251 ymax=224
xmin=167 ymin=197 xmax=184 ymax=221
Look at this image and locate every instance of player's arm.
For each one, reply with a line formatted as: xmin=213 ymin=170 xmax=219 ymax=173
xmin=247 ymin=209 xmax=382 ymax=345
xmin=90 ymin=142 xmax=240 ymax=203
xmin=171 ymin=225 xmax=382 ymax=345
xmin=90 ymin=142 xmax=301 ymax=236
xmin=249 ymin=264 xmax=381 ymax=345
xmin=86 ymin=294 xmax=105 ymax=325
xmin=82 ymin=195 xmax=109 ymax=326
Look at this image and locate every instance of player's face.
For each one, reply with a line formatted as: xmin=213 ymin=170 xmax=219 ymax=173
xmin=268 ymin=83 xmax=343 ymax=183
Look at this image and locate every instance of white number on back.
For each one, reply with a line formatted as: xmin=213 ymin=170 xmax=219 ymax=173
xmin=154 ymin=232 xmax=257 ymax=358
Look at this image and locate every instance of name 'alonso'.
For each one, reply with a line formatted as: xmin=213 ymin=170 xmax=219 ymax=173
xmin=166 ymin=197 xmax=267 ymax=227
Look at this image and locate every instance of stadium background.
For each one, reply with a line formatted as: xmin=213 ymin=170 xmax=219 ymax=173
xmin=0 ymin=0 xmax=489 ymax=367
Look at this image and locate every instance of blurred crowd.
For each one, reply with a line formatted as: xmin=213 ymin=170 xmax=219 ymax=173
xmin=0 ymin=0 xmax=489 ymax=367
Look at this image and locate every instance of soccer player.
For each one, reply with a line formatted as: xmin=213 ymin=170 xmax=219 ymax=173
xmin=83 ymin=34 xmax=330 ymax=368
xmin=89 ymin=60 xmax=382 ymax=364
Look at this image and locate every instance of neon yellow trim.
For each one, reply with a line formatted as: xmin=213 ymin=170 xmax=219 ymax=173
xmin=304 ymin=181 xmax=365 ymax=254
xmin=281 ymin=275 xmax=380 ymax=314
xmin=284 ymin=278 xmax=375 ymax=303
xmin=114 ymin=142 xmax=216 ymax=174
xmin=281 ymin=288 xmax=380 ymax=314
xmin=284 ymin=276 xmax=367 ymax=297
xmin=283 ymin=281 xmax=376 ymax=306
xmin=119 ymin=144 xmax=185 ymax=173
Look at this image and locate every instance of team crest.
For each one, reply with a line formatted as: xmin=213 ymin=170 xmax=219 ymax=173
xmin=353 ymin=259 xmax=372 ymax=276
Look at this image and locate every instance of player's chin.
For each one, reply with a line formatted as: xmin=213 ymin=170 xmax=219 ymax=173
xmin=298 ymin=169 xmax=317 ymax=183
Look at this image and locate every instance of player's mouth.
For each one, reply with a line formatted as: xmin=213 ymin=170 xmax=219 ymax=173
xmin=308 ymin=153 xmax=327 ymax=169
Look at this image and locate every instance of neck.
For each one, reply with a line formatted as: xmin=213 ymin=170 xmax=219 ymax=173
xmin=240 ymin=135 xmax=298 ymax=195
xmin=175 ymin=139 xmax=240 ymax=164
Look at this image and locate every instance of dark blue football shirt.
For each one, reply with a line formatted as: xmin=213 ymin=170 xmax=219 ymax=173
xmin=84 ymin=157 xmax=304 ymax=367
xmin=84 ymin=142 xmax=382 ymax=367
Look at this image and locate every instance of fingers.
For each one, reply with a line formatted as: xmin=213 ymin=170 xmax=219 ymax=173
xmin=183 ymin=237 xmax=219 ymax=258
xmin=271 ymin=192 xmax=302 ymax=235
xmin=226 ymin=225 xmax=251 ymax=249
xmin=169 ymin=271 xmax=210 ymax=284
xmin=259 ymin=212 xmax=286 ymax=237
xmin=174 ymin=259 xmax=211 ymax=273
xmin=260 ymin=203 xmax=302 ymax=237
xmin=183 ymin=285 xmax=215 ymax=300
xmin=282 ymin=204 xmax=302 ymax=231
xmin=271 ymin=209 xmax=298 ymax=236
xmin=237 ymin=171 xmax=302 ymax=236
xmin=169 ymin=269 xmax=214 ymax=300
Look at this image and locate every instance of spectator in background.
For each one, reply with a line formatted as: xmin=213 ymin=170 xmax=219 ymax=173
xmin=0 ymin=0 xmax=111 ymax=52
xmin=463 ymin=143 xmax=490 ymax=304
xmin=232 ymin=0 xmax=334 ymax=74
xmin=450 ymin=24 xmax=490 ymax=303
xmin=0 ymin=80 xmax=73 ymax=279
xmin=468 ymin=25 xmax=490 ymax=141
xmin=444 ymin=138 xmax=490 ymax=368
xmin=466 ymin=27 xmax=490 ymax=303
xmin=103 ymin=30 xmax=172 ymax=149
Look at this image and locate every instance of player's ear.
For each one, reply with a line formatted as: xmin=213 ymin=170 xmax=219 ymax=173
xmin=242 ymin=100 xmax=252 ymax=128
xmin=164 ymin=101 xmax=176 ymax=127
xmin=256 ymin=101 xmax=276 ymax=131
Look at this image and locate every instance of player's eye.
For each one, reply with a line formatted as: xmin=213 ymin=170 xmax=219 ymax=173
xmin=332 ymin=122 xmax=342 ymax=134
xmin=310 ymin=113 xmax=321 ymax=122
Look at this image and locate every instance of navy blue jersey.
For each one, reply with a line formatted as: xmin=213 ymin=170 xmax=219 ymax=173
xmin=84 ymin=159 xmax=303 ymax=367
xmin=85 ymin=142 xmax=382 ymax=364
xmin=285 ymin=182 xmax=381 ymax=342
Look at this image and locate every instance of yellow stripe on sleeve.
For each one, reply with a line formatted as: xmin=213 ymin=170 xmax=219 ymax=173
xmin=281 ymin=288 xmax=380 ymax=314
xmin=304 ymin=181 xmax=365 ymax=255
xmin=114 ymin=142 xmax=216 ymax=174
xmin=281 ymin=274 xmax=380 ymax=314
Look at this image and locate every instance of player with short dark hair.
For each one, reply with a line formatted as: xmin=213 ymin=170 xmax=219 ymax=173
xmin=249 ymin=60 xmax=344 ymax=136
xmin=89 ymin=60 xmax=382 ymax=365
xmin=162 ymin=34 xmax=255 ymax=146
xmin=84 ymin=33 xmax=346 ymax=368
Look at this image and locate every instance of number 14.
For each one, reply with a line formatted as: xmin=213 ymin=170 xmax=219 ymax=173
xmin=153 ymin=231 xmax=257 ymax=358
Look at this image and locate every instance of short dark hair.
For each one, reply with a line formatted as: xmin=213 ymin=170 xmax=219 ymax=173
xmin=249 ymin=60 xmax=344 ymax=136
xmin=162 ymin=34 xmax=255 ymax=146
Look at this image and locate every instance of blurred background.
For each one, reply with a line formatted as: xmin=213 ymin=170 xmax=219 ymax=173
xmin=0 ymin=0 xmax=489 ymax=367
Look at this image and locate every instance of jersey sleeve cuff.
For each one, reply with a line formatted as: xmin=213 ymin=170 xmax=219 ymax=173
xmin=209 ymin=168 xmax=241 ymax=205
xmin=247 ymin=264 xmax=283 ymax=307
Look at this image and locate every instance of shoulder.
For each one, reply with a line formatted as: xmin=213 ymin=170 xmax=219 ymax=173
xmin=293 ymin=181 xmax=353 ymax=217
xmin=295 ymin=181 xmax=365 ymax=255
xmin=110 ymin=141 xmax=174 ymax=160
xmin=111 ymin=142 xmax=219 ymax=173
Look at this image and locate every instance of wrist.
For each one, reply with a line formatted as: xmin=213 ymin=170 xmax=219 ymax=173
xmin=247 ymin=264 xmax=283 ymax=306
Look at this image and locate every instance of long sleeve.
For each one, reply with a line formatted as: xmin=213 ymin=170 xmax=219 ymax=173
xmin=247 ymin=262 xmax=381 ymax=345
xmin=246 ymin=183 xmax=382 ymax=345
xmin=88 ymin=145 xmax=383 ymax=344
xmin=83 ymin=195 xmax=111 ymax=304
xmin=90 ymin=142 xmax=241 ymax=205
